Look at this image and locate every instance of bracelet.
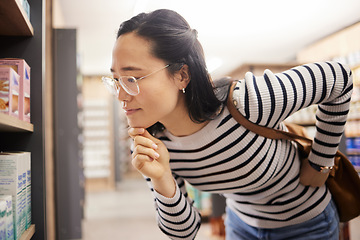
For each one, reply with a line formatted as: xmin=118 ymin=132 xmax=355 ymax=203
xmin=309 ymin=161 xmax=333 ymax=174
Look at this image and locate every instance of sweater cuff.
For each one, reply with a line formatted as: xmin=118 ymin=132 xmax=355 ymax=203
xmin=153 ymin=178 xmax=180 ymax=201
xmin=153 ymin=179 xmax=186 ymax=214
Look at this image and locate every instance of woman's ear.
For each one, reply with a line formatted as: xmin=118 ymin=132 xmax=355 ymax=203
xmin=175 ymin=64 xmax=190 ymax=90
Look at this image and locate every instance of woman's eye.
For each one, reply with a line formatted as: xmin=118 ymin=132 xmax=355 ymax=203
xmin=125 ymin=77 xmax=137 ymax=83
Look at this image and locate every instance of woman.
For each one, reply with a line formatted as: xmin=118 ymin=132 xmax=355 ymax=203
xmin=103 ymin=9 xmax=353 ymax=240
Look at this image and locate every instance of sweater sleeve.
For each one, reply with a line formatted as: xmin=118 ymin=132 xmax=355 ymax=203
xmin=233 ymin=61 xmax=353 ymax=167
xmin=144 ymin=174 xmax=202 ymax=240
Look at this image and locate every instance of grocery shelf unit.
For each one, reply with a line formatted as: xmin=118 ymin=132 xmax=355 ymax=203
xmin=0 ymin=0 xmax=48 ymax=239
xmin=53 ymin=28 xmax=83 ymax=239
xmin=81 ymin=76 xmax=116 ymax=192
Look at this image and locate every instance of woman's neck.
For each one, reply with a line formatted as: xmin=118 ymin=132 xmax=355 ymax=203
xmin=166 ymin=119 xmax=209 ymax=137
xmin=161 ymin=107 xmax=208 ymax=137
xmin=160 ymin=94 xmax=210 ymax=137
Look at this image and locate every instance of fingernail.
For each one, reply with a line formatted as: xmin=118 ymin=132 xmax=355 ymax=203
xmin=152 ymin=144 xmax=158 ymax=149
xmin=154 ymin=152 xmax=160 ymax=158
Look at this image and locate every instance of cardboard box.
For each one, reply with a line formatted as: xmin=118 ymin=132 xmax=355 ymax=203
xmin=22 ymin=0 xmax=30 ymax=20
xmin=23 ymin=154 xmax=30 ymax=230
xmin=11 ymin=152 xmax=30 ymax=233
xmin=0 ymin=153 xmax=27 ymax=240
xmin=0 ymin=59 xmax=31 ymax=122
xmin=5 ymin=152 xmax=30 ymax=232
xmin=0 ymin=196 xmax=14 ymax=240
xmin=0 ymin=67 xmax=20 ymax=118
xmin=0 ymin=199 xmax=6 ymax=240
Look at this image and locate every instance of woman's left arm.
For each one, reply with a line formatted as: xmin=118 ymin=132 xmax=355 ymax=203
xmin=236 ymin=61 xmax=353 ymax=170
xmin=282 ymin=62 xmax=353 ymax=168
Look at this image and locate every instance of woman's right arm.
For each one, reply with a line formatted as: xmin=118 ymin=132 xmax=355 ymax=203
xmin=145 ymin=175 xmax=202 ymax=240
xmin=129 ymin=128 xmax=202 ymax=239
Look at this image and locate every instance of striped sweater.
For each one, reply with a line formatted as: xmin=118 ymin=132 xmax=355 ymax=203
xmin=144 ymin=61 xmax=353 ymax=239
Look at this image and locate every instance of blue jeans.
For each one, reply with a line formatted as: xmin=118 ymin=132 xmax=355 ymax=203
xmin=225 ymin=199 xmax=339 ymax=240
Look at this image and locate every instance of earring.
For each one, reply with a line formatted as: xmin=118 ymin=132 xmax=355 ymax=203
xmin=182 ymin=88 xmax=186 ymax=94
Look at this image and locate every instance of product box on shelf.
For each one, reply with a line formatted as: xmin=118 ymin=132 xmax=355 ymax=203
xmin=22 ymin=0 xmax=30 ymax=21
xmin=0 ymin=199 xmax=6 ymax=240
xmin=0 ymin=67 xmax=20 ymax=118
xmin=0 ymin=59 xmax=31 ymax=122
xmin=0 ymin=152 xmax=31 ymax=240
xmin=24 ymin=155 xmax=30 ymax=230
xmin=0 ymin=196 xmax=14 ymax=240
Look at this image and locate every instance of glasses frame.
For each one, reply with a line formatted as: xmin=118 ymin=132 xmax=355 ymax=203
xmin=102 ymin=64 xmax=170 ymax=96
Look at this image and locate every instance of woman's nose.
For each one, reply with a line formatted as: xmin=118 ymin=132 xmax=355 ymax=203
xmin=117 ymin=85 xmax=130 ymax=102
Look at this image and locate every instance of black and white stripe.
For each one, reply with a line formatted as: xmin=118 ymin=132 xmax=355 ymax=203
xmin=144 ymin=62 xmax=352 ymax=239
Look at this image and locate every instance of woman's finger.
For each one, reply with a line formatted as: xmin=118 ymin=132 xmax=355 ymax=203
xmin=132 ymin=153 xmax=153 ymax=171
xmin=133 ymin=135 xmax=158 ymax=150
xmin=132 ymin=144 xmax=160 ymax=160
xmin=128 ymin=128 xmax=160 ymax=151
xmin=128 ymin=127 xmax=145 ymax=139
xmin=131 ymin=153 xmax=164 ymax=179
xmin=140 ymin=129 xmax=162 ymax=145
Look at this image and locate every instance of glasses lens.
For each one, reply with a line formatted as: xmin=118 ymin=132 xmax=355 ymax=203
xmin=119 ymin=77 xmax=140 ymax=96
xmin=101 ymin=77 xmax=118 ymax=96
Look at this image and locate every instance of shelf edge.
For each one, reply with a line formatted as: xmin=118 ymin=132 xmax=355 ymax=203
xmin=14 ymin=0 xmax=34 ymax=36
xmin=0 ymin=0 xmax=34 ymax=36
xmin=0 ymin=113 xmax=33 ymax=132
xmin=19 ymin=224 xmax=35 ymax=240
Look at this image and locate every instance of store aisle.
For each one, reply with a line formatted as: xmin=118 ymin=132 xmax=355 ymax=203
xmin=82 ymin=176 xmax=217 ymax=240
xmin=81 ymin=175 xmax=360 ymax=240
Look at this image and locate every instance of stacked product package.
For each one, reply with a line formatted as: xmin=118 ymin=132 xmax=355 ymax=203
xmin=0 ymin=199 xmax=5 ymax=240
xmin=0 ymin=68 xmax=19 ymax=119
xmin=0 ymin=152 xmax=31 ymax=240
xmin=0 ymin=59 xmax=31 ymax=123
xmin=21 ymin=0 xmax=31 ymax=20
xmin=0 ymin=196 xmax=13 ymax=240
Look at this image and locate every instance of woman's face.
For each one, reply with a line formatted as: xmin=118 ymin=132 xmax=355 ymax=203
xmin=111 ymin=32 xmax=186 ymax=128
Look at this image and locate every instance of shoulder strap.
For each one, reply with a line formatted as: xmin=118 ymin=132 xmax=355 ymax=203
xmin=226 ymin=82 xmax=312 ymax=145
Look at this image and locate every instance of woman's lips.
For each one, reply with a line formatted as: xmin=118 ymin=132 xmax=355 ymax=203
xmin=123 ymin=108 xmax=140 ymax=115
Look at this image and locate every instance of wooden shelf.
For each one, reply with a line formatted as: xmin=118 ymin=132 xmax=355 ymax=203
xmin=347 ymin=150 xmax=360 ymax=155
xmin=19 ymin=224 xmax=35 ymax=240
xmin=0 ymin=0 xmax=33 ymax=36
xmin=0 ymin=113 xmax=33 ymax=132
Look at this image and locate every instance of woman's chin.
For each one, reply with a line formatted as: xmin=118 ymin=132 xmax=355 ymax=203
xmin=127 ymin=120 xmax=154 ymax=129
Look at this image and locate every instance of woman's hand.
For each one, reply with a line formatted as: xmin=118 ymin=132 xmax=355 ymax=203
xmin=128 ymin=128 xmax=175 ymax=197
xmin=299 ymin=159 xmax=329 ymax=187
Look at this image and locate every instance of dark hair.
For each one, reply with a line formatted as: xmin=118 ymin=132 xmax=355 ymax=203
xmin=117 ymin=9 xmax=224 ymax=134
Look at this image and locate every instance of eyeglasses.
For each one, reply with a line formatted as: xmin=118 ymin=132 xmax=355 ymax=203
xmin=102 ymin=64 xmax=170 ymax=96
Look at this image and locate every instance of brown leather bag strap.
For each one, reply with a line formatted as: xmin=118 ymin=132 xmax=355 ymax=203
xmin=226 ymin=82 xmax=312 ymax=145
